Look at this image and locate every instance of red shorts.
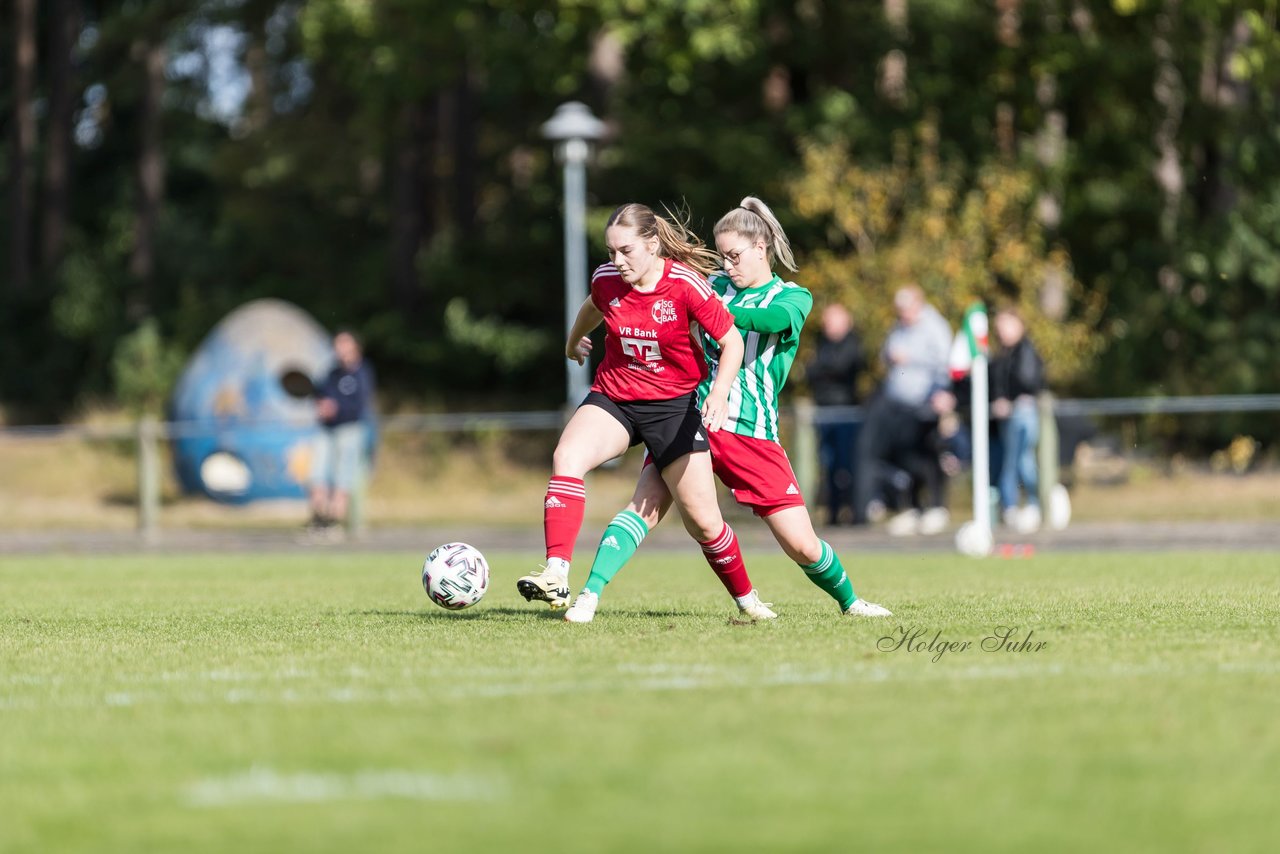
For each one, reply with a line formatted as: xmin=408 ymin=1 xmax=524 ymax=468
xmin=644 ymin=430 xmax=806 ymax=517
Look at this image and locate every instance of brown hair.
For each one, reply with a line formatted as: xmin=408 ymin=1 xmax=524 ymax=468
xmin=606 ymin=203 xmax=719 ymax=277
xmin=713 ymin=196 xmax=797 ymax=273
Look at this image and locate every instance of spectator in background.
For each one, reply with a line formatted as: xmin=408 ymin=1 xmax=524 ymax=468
xmin=306 ymin=329 xmax=375 ymax=540
xmin=806 ymin=303 xmax=866 ymax=525
xmin=853 ymin=284 xmax=954 ymax=534
xmin=990 ymin=306 xmax=1045 ymax=533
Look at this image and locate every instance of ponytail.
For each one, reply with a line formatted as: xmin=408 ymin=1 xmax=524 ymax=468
xmin=713 ymin=196 xmax=797 ymax=272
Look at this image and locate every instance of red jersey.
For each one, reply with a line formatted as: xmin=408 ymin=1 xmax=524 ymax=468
xmin=589 ymin=258 xmax=734 ymax=402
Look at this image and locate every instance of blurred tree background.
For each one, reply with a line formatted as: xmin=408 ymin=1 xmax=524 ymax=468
xmin=1 ymin=0 xmax=1277 ymax=447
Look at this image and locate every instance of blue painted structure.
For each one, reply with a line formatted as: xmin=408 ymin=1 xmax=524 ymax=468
xmin=169 ymin=299 xmax=334 ymax=503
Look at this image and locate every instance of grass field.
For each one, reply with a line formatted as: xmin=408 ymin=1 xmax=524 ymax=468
xmin=2 ymin=549 xmax=1278 ymax=853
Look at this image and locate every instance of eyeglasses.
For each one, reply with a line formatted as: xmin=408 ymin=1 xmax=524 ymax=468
xmin=721 ymin=244 xmax=756 ymax=267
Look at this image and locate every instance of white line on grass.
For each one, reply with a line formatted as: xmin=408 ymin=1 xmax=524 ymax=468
xmin=0 ymin=667 xmax=314 ymax=687
xmin=2 ymin=660 xmax=1277 ymax=711
xmin=183 ymin=766 xmax=503 ymax=807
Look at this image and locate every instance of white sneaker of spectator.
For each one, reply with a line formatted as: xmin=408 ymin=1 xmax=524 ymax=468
xmin=1047 ymin=484 xmax=1072 ymax=530
xmin=1015 ymin=505 xmax=1042 ymax=534
xmin=886 ymin=509 xmax=920 ymax=536
xmin=866 ymin=499 xmax=888 ymax=524
xmin=919 ymin=507 xmax=950 ymax=535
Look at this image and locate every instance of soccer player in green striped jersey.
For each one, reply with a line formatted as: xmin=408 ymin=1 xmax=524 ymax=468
xmin=564 ymin=197 xmax=892 ymax=623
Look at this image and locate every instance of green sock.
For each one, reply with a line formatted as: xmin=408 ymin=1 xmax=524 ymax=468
xmin=802 ymin=540 xmax=857 ymax=611
xmin=584 ymin=511 xmax=649 ymax=595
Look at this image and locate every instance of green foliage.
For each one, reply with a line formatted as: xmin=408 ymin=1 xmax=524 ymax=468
xmin=1 ymin=0 xmax=1278 ymax=449
xmin=442 ymin=298 xmax=551 ymax=372
xmin=50 ymin=253 xmax=111 ymax=342
xmin=111 ymin=318 xmax=186 ymax=416
xmin=789 ymin=121 xmax=1104 ymax=387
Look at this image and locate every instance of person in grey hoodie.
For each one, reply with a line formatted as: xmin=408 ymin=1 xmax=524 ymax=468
xmin=852 ymin=284 xmax=955 ymax=533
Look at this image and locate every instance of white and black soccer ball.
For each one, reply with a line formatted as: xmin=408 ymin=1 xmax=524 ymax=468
xmin=422 ymin=542 xmax=490 ymax=610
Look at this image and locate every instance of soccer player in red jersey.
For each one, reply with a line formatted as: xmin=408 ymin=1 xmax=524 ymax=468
xmin=518 ymin=203 xmax=777 ymax=620
xmin=562 ymin=197 xmax=893 ymax=623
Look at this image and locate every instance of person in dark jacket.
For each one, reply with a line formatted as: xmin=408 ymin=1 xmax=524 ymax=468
xmin=806 ymin=304 xmax=866 ymax=525
xmin=306 ymin=329 xmax=376 ymax=538
xmin=989 ymin=306 xmax=1045 ymax=532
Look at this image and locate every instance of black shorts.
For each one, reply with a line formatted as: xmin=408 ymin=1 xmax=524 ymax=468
xmin=582 ymin=391 xmax=709 ymax=471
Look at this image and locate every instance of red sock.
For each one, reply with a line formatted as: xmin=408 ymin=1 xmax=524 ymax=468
xmin=543 ymin=476 xmax=586 ymax=562
xmin=700 ymin=523 xmax=753 ymax=598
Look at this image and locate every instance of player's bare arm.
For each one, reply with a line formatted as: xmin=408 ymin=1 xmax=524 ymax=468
xmin=701 ymin=326 xmax=743 ymax=432
xmin=566 ymin=296 xmax=603 ymax=364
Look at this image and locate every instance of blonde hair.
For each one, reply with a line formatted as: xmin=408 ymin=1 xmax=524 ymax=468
xmin=606 ymin=203 xmax=720 ymax=277
xmin=713 ymin=196 xmax=797 ymax=272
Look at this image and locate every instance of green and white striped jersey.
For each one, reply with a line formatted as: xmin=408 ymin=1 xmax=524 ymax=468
xmin=697 ymin=272 xmax=813 ymax=442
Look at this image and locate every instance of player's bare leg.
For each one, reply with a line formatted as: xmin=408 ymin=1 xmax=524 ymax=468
xmin=763 ymin=506 xmax=891 ymax=617
xmin=566 ymin=464 xmax=671 ymax=623
xmin=520 ymin=405 xmax=631 ymax=609
xmin=663 ymin=451 xmax=775 ymax=620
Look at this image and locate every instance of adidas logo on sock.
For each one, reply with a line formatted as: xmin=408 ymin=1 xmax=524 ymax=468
xmin=602 ymin=535 xmax=620 ymax=549
xmin=786 ymin=483 xmax=799 ymax=495
xmin=712 ymin=555 xmax=735 ymax=565
xmin=609 ymin=297 xmax=621 ymax=307
xmin=545 ymin=495 xmax=567 ymax=509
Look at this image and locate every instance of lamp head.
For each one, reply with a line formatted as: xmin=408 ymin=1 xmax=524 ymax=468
xmin=540 ymin=101 xmax=606 ymax=143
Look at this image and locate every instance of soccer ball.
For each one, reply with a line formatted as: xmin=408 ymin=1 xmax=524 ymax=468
xmin=422 ymin=542 xmax=489 ymax=610
xmin=955 ymin=520 xmax=994 ymax=558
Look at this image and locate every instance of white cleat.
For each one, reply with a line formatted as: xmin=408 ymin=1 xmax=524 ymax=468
xmin=516 ymin=563 xmax=570 ymax=609
xmin=563 ymin=590 xmax=599 ymax=623
xmin=844 ymin=599 xmax=893 ymax=617
xmin=736 ymin=590 xmax=778 ymax=621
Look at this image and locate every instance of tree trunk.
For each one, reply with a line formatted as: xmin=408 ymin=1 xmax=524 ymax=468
xmin=1035 ymin=1 xmax=1068 ymax=320
xmin=1195 ymin=14 xmax=1248 ymax=220
xmin=130 ymin=37 xmax=167 ymax=295
xmin=389 ymin=96 xmax=436 ymax=317
xmin=42 ymin=0 xmax=82 ymax=274
xmin=879 ymin=0 xmax=909 ymax=107
xmin=1152 ymin=0 xmax=1185 ymax=244
xmin=8 ymin=0 xmax=37 ymax=295
xmin=237 ymin=0 xmax=276 ymax=134
xmin=450 ymin=67 xmax=477 ymax=234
